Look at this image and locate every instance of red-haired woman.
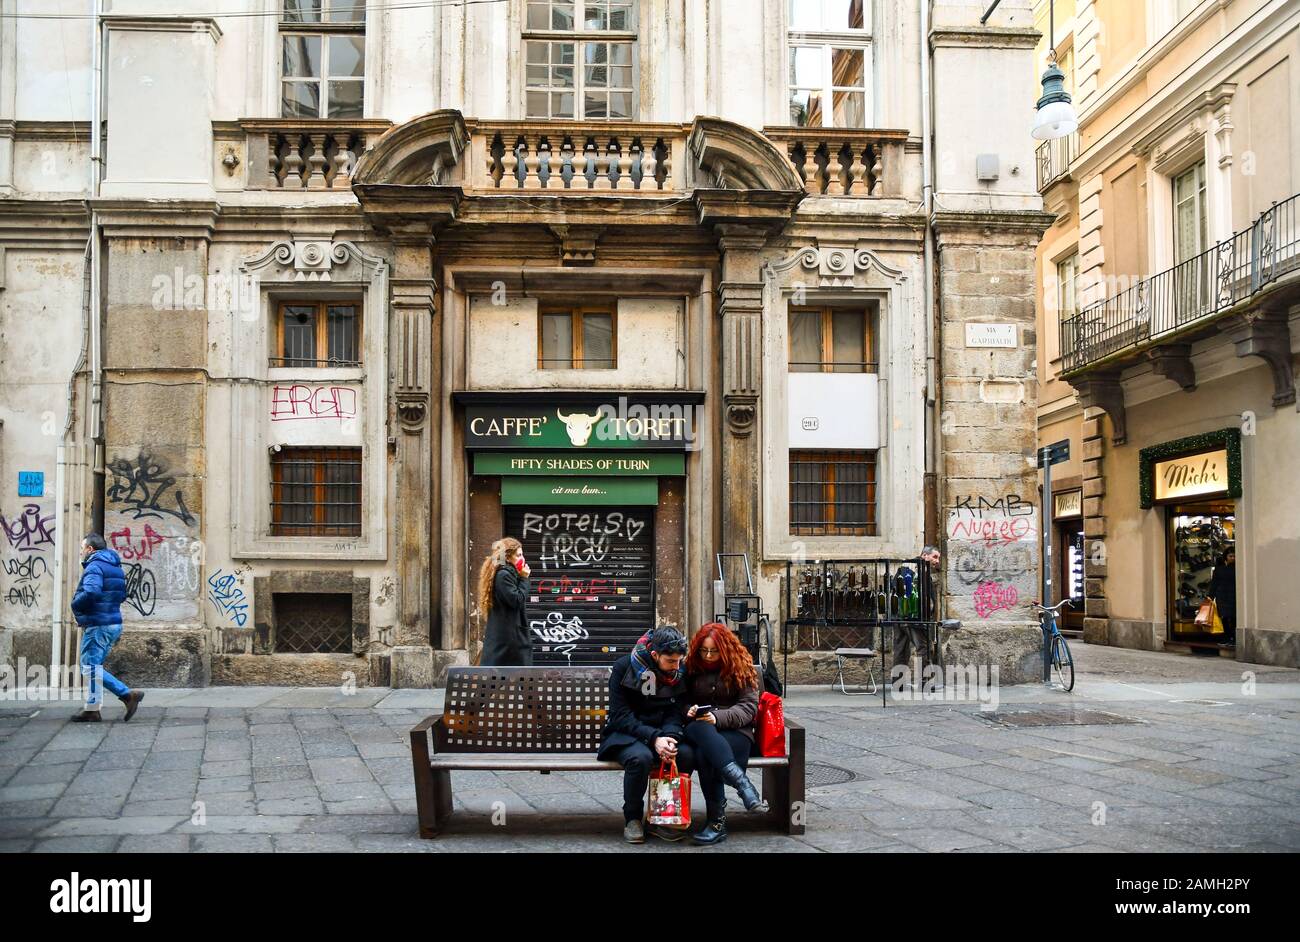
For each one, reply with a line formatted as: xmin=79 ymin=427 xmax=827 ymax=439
xmin=684 ymin=622 xmax=768 ymax=845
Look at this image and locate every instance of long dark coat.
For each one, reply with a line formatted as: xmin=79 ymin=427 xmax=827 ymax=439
xmin=480 ymin=564 xmax=533 ymax=666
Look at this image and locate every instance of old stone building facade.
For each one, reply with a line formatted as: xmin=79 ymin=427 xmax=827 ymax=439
xmin=1035 ymin=0 xmax=1300 ymax=667
xmin=1 ymin=0 xmax=1051 ymax=690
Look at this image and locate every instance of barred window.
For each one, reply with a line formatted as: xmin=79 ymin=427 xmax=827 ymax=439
xmin=280 ymin=1 xmax=365 ymax=119
xmin=790 ymin=449 xmax=877 ymax=536
xmin=271 ymin=447 xmax=361 ymax=537
xmin=274 ymin=593 xmax=353 ymax=653
xmin=274 ymin=301 xmax=361 ymax=367
xmin=538 ymin=307 xmax=616 ymax=369
xmin=525 ymin=1 xmax=636 ymax=119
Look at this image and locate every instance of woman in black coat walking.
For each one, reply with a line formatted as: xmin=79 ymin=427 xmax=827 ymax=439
xmin=477 ymin=537 xmax=533 ymax=666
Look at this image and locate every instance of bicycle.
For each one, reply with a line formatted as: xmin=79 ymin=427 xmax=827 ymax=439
xmin=1031 ymin=599 xmax=1075 ymax=692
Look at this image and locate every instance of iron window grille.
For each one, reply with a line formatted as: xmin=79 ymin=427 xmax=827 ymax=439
xmin=790 ymin=449 xmax=877 ymax=536
xmin=271 ymin=446 xmax=362 ymax=537
xmin=280 ymin=1 xmax=366 ymax=119
xmin=273 ymin=592 xmax=353 ymax=653
xmin=272 ymin=300 xmax=362 ymax=368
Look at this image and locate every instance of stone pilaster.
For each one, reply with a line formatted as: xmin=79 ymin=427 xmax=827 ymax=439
xmin=1080 ymin=411 xmax=1109 ymax=645
xmin=716 ymin=225 xmax=767 ymax=563
xmin=389 ymin=233 xmax=438 ymax=687
xmin=933 ymin=210 xmax=1054 ymax=683
xmin=97 ymin=202 xmax=217 ymax=687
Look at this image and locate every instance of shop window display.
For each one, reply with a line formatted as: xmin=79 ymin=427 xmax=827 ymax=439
xmin=1168 ymin=502 xmax=1235 ymax=643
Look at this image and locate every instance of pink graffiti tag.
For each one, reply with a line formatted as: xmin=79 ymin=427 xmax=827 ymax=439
xmin=270 ymin=385 xmax=358 ymax=422
xmin=109 ymin=524 xmax=166 ymax=561
xmin=973 ymin=580 xmax=1019 ymax=619
xmin=0 ymin=503 xmax=55 ymax=553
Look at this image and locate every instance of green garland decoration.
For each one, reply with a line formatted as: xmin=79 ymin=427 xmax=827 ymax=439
xmin=1138 ymin=427 xmax=1242 ymax=509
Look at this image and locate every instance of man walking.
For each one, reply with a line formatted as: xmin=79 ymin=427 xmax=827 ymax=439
xmin=69 ymin=533 xmax=144 ymax=723
xmin=892 ymin=545 xmax=942 ymax=691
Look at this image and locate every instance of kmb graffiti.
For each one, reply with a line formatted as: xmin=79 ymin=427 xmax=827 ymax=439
xmin=0 ymin=504 xmax=55 ymax=553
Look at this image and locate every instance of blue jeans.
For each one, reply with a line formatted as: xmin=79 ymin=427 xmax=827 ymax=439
xmin=79 ymin=623 xmax=130 ymax=708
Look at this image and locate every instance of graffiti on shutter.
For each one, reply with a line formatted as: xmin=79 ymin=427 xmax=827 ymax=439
xmin=506 ymin=506 xmax=656 ymax=667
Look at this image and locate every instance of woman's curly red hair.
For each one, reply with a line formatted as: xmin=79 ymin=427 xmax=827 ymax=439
xmin=686 ymin=622 xmax=758 ymax=690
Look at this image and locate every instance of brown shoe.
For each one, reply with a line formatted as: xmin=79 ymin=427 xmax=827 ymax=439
xmin=119 ymin=691 xmax=145 ymax=722
xmin=70 ymin=710 xmax=102 ymax=723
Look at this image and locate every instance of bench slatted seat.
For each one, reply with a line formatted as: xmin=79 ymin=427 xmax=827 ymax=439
xmin=410 ymin=666 xmax=805 ymax=838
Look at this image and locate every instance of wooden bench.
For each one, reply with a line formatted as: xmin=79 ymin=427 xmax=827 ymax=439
xmin=409 ymin=666 xmax=805 ymax=838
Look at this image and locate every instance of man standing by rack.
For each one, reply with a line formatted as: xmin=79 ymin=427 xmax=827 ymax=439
xmin=891 ymin=546 xmax=941 ymax=692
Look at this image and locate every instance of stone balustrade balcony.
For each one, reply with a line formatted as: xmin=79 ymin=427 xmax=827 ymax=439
xmin=232 ymin=119 xmax=394 ymax=190
xmin=763 ymin=127 xmax=908 ymax=198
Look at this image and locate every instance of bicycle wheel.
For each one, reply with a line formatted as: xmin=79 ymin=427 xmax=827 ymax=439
xmin=1052 ymin=634 xmax=1075 ymax=692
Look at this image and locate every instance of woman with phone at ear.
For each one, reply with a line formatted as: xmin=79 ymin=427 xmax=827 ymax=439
xmin=477 ymin=537 xmax=533 ymax=666
xmin=684 ymin=622 xmax=767 ymax=845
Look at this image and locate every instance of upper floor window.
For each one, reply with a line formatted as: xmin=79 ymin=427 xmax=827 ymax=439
xmin=525 ymin=1 xmax=636 ymax=119
xmin=280 ymin=1 xmax=366 ymax=119
xmin=788 ymin=0 xmax=871 ymax=128
xmin=1173 ymin=161 xmax=1208 ymax=263
xmin=788 ymin=306 xmax=876 ymax=373
xmin=539 ymin=307 xmax=616 ymax=369
xmin=274 ymin=301 xmax=362 ymax=368
xmin=1057 ymin=253 xmax=1079 ymax=322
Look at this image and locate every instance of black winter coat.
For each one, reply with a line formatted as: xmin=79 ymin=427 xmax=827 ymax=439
xmin=481 ymin=564 xmax=532 ymax=666
xmin=596 ymin=653 xmax=690 ymax=759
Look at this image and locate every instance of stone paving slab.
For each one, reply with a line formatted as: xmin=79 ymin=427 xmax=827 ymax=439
xmin=2 ymin=645 xmax=1299 ymax=853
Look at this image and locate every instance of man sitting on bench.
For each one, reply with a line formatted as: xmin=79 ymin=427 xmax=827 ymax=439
xmin=597 ymin=626 xmax=695 ymax=844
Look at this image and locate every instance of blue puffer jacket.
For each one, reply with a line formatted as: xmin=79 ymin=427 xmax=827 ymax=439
xmin=71 ymin=548 xmax=128 ymax=628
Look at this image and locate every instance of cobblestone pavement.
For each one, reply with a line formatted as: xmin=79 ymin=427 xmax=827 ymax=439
xmin=3 ymin=644 xmax=1299 ymax=853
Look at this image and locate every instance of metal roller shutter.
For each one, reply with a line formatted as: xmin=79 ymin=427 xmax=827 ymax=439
xmin=505 ymin=505 xmax=655 ymax=667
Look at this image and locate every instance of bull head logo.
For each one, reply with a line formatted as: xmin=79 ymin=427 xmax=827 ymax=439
xmin=555 ymin=409 xmax=604 ymax=447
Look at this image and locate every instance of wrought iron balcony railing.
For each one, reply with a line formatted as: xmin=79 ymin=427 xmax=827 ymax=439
xmin=1060 ymin=192 xmax=1300 ymax=374
xmin=1035 ymin=131 xmax=1076 ymax=191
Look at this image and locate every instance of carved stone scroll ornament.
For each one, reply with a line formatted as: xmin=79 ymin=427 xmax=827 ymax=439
xmin=395 ymin=390 xmax=429 ymax=432
xmin=725 ymin=400 xmax=757 ymax=437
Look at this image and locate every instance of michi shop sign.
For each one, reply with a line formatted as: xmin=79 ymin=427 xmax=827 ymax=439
xmin=1153 ymin=449 xmax=1230 ymax=502
xmin=465 ymin=400 xmax=695 ymax=450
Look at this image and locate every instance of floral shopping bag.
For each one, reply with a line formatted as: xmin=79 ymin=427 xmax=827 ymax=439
xmin=645 ymin=758 xmax=692 ymax=829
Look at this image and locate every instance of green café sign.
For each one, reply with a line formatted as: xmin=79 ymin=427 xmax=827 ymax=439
xmin=474 ymin=452 xmax=685 ymax=476
xmin=465 ymin=402 xmax=694 ymax=451
xmin=501 ymin=476 xmax=659 ymax=505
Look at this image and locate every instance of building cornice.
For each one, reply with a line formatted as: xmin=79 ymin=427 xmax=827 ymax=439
xmin=90 ymin=199 xmax=220 ymax=239
xmin=1129 ymin=82 xmax=1236 ymax=158
xmin=929 ymin=26 xmax=1041 ymax=50
xmin=102 ymin=15 xmax=223 ymax=42
xmin=931 ymin=209 xmax=1056 ymax=238
xmin=1073 ymin=0 xmax=1299 ymax=179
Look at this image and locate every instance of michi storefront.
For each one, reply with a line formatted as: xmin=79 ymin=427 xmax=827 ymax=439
xmin=457 ymin=394 xmax=702 ymax=667
xmin=1139 ymin=430 xmax=1243 ymax=654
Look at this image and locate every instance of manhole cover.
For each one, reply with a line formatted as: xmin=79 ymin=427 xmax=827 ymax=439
xmin=976 ymin=709 xmax=1142 ymax=728
xmin=806 ymin=761 xmax=857 ymax=787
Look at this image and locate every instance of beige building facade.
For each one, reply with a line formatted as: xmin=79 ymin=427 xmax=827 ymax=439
xmin=1036 ymin=0 xmax=1300 ymax=666
xmin=1 ymin=0 xmax=1052 ymax=690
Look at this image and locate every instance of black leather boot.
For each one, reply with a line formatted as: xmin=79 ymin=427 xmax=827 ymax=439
xmin=720 ymin=762 xmax=767 ymax=812
xmin=692 ymin=804 xmax=728 ymax=846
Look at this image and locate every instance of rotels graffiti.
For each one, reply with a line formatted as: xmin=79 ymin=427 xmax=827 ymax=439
xmin=107 ymin=453 xmax=195 ymax=526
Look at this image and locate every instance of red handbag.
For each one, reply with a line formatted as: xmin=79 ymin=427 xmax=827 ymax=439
xmin=645 ymin=758 xmax=692 ymax=829
xmin=755 ymin=691 xmax=786 ymax=757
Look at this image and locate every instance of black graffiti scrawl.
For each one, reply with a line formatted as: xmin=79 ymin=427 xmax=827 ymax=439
xmin=107 ymin=452 xmax=196 ymax=526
